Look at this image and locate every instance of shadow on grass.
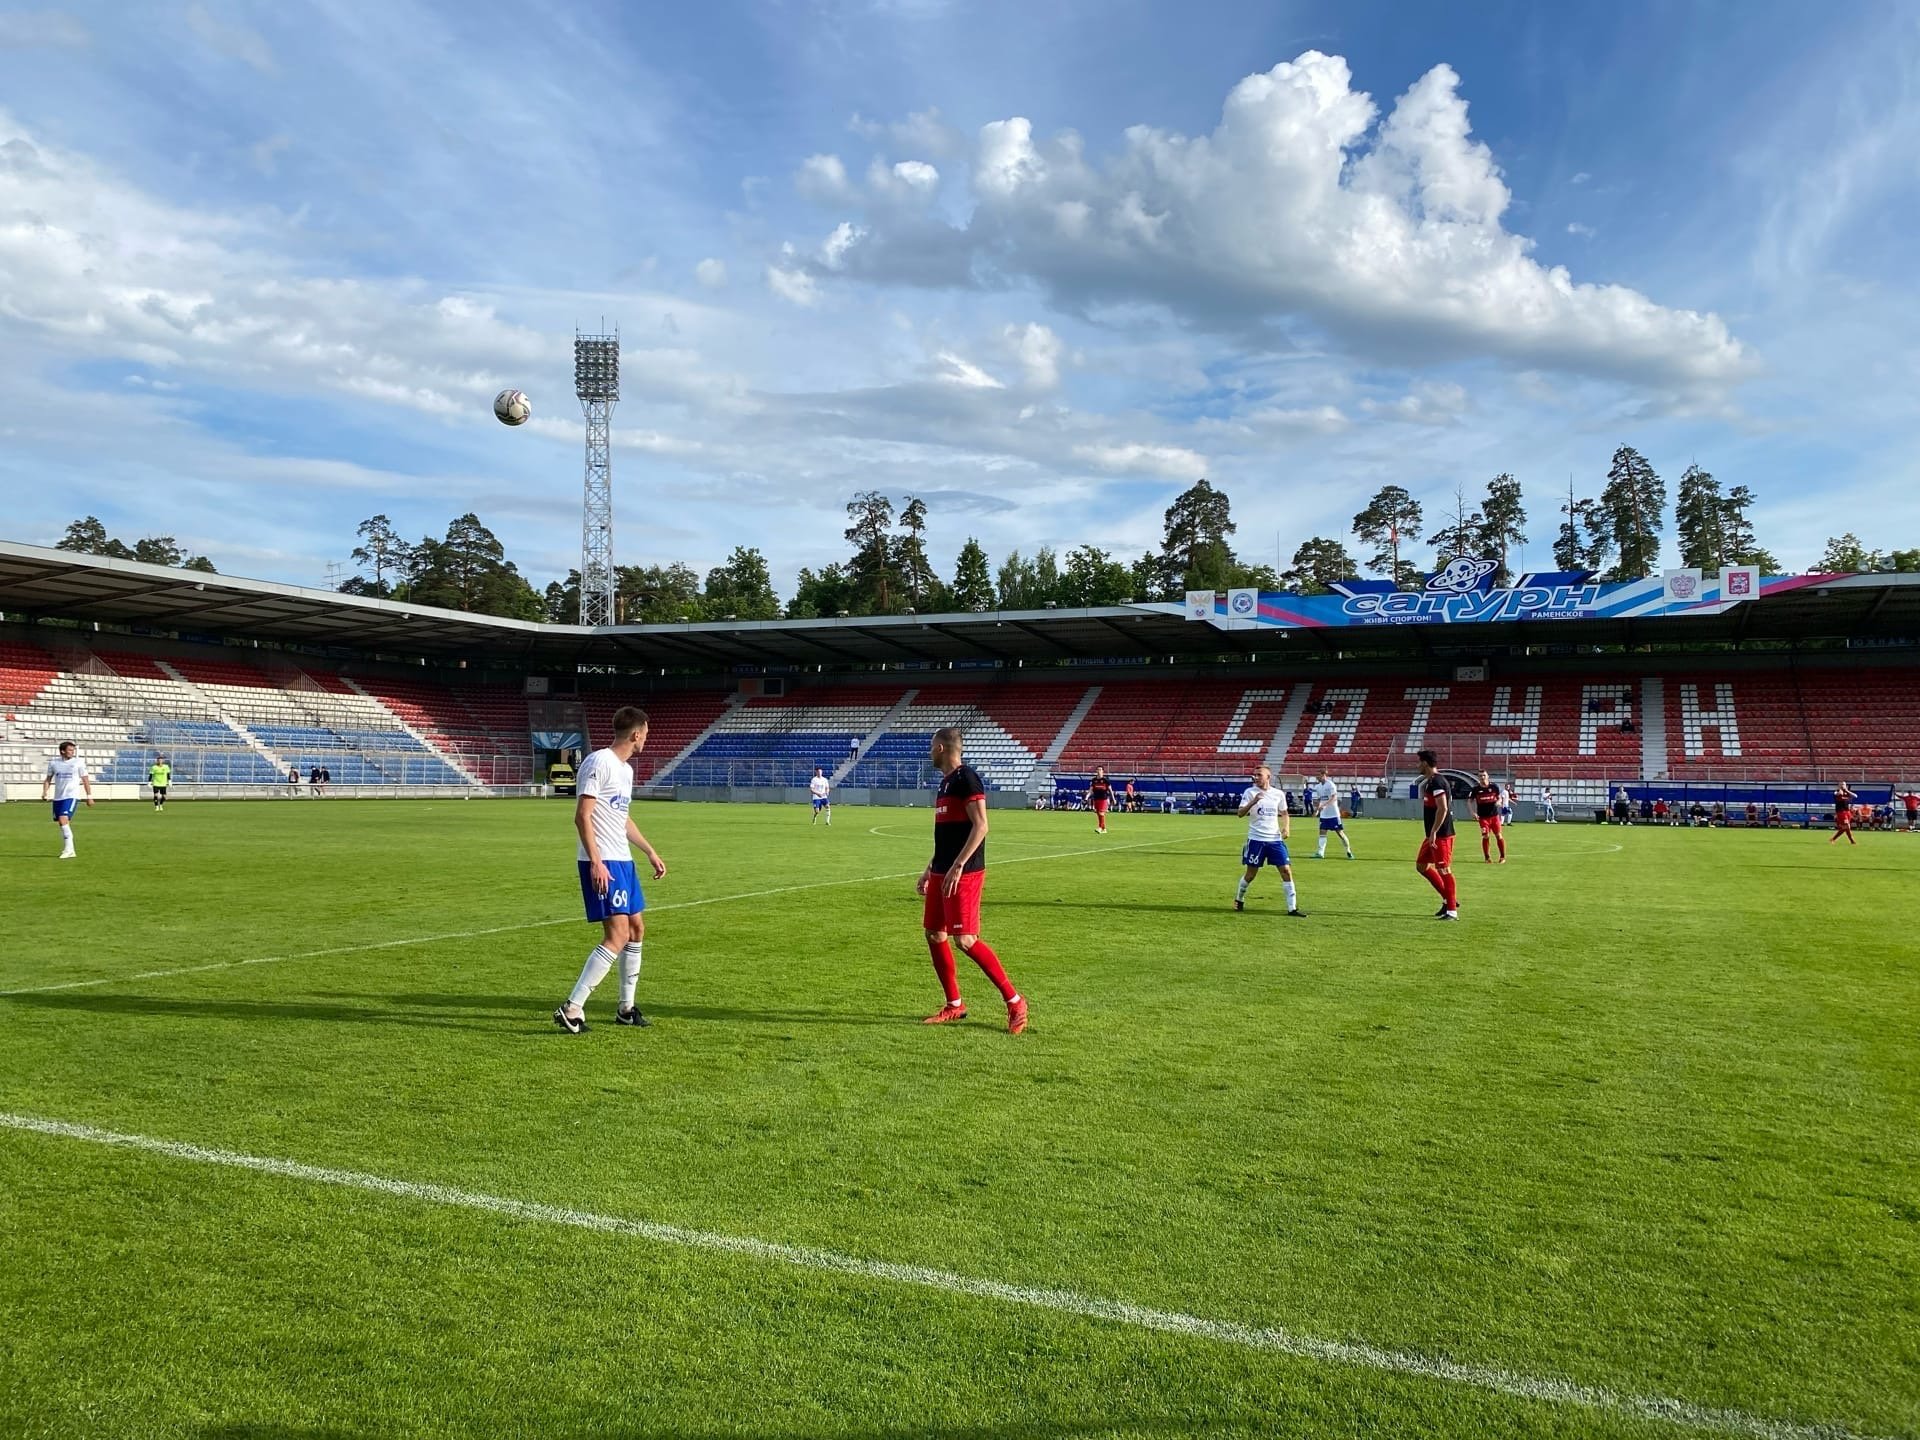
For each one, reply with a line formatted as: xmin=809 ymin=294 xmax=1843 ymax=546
xmin=200 ymin=1421 xmax=1239 ymax=1440
xmin=339 ymin=992 xmax=917 ymax=1031
xmin=0 ymin=991 xmax=499 ymax=1031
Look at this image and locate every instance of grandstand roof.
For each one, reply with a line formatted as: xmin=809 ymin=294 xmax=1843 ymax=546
xmin=4 ymin=538 xmax=1919 ymax=671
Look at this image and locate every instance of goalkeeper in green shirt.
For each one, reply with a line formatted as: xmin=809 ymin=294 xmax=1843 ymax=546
xmin=148 ymin=756 xmax=172 ymax=811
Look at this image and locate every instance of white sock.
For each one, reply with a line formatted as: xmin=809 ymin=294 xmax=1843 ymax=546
xmin=1235 ymin=875 xmax=1251 ymax=901
xmin=1315 ymin=841 xmax=1326 ymax=857
xmin=568 ymin=945 xmax=616 ymax=1010
xmin=619 ymin=943 xmax=642 ymax=1008
xmin=1283 ymin=879 xmax=1298 ymax=911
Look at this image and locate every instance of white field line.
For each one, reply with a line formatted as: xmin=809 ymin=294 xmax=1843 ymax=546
xmin=0 ymin=1112 xmax=1884 ymax=1440
xmin=0 ymin=829 xmax=1237 ymax=998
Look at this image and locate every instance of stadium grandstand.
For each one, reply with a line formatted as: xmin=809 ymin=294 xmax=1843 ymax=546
xmin=5 ymin=539 xmax=1920 ymax=821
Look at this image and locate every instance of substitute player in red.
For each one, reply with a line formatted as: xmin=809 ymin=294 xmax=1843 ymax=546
xmin=1470 ymin=769 xmax=1507 ymax=863
xmin=919 ymin=726 xmax=1028 ymax=1033
xmin=1416 ymin=750 xmax=1460 ymax=919
xmin=1828 ymin=780 xmax=1859 ymax=846
xmin=1088 ymin=766 xmax=1114 ymax=834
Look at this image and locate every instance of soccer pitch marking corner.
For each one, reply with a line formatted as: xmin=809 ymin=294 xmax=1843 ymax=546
xmin=0 ymin=827 xmax=1239 ymax=999
xmin=0 ymin=1111 xmax=1891 ymax=1440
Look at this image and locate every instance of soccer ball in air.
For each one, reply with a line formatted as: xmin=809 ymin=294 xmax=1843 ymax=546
xmin=493 ymin=389 xmax=532 ymax=427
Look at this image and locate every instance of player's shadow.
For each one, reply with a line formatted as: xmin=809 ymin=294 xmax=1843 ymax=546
xmin=0 ymin=991 xmax=501 ymax=1031
xmin=361 ymin=992 xmax=912 ymax=1030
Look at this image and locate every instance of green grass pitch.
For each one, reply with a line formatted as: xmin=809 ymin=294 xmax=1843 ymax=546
xmin=2 ymin=797 xmax=1916 ymax=1440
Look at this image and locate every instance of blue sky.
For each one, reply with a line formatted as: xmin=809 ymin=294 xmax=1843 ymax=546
xmin=2 ymin=0 xmax=1917 ymax=595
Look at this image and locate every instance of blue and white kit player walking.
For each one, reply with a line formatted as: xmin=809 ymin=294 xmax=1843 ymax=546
xmin=1308 ymin=769 xmax=1355 ymax=859
xmin=41 ymin=740 xmax=93 ymax=860
xmin=1233 ymin=764 xmax=1305 ymax=916
xmin=554 ymin=706 xmax=668 ymax=1033
xmin=809 ymin=767 xmax=833 ymax=825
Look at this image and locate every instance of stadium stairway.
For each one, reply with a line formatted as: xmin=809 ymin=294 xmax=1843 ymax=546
xmin=335 ymin=675 xmax=484 ymax=787
xmin=154 ymin=659 xmax=298 ymax=777
xmin=643 ymin=694 xmax=747 ymax=786
xmin=832 ymin=689 xmax=921 ymax=784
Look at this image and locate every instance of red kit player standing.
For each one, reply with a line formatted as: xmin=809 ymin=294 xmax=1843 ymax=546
xmin=919 ymin=726 xmax=1028 ymax=1033
xmin=1829 ymin=780 xmax=1858 ymax=846
xmin=1088 ymin=767 xmax=1114 ymax=834
xmin=1469 ymin=769 xmax=1507 ymax=863
xmin=1416 ymin=750 xmax=1461 ymax=920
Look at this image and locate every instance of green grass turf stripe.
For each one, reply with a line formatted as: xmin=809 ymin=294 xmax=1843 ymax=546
xmin=0 ymin=1110 xmax=1887 ymax=1440
xmin=0 ymin=825 xmax=1239 ymax=998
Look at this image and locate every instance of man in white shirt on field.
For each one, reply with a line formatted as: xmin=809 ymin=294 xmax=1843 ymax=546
xmin=809 ymin=767 xmax=833 ymax=826
xmin=554 ymin=706 xmax=668 ymax=1034
xmin=1540 ymin=785 xmax=1557 ymax=823
xmin=1233 ymin=765 xmax=1305 ymax=916
xmin=1307 ymin=769 xmax=1355 ymax=860
xmin=41 ymin=741 xmax=93 ymax=859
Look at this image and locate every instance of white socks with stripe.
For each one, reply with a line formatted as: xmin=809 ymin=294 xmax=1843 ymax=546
xmin=1283 ymin=880 xmax=1298 ymax=912
xmin=619 ymin=943 xmax=643 ymax=1009
xmin=1235 ymin=875 xmax=1251 ymax=903
xmin=568 ymin=945 xmax=616 ymax=1010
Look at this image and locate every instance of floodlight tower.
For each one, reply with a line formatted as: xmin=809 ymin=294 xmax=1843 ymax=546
xmin=574 ymin=329 xmax=620 ymax=626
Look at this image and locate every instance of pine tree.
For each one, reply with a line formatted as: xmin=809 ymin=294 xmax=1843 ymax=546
xmin=950 ymin=538 xmax=995 ymax=610
xmin=1158 ymin=479 xmax=1239 ymax=594
xmin=1281 ymin=538 xmax=1358 ymax=593
xmin=895 ymin=497 xmax=940 ymax=611
xmin=1352 ymin=485 xmax=1424 ymax=588
xmin=842 ymin=491 xmax=898 ymax=613
xmin=1428 ymin=485 xmax=1484 ymax=568
xmin=1552 ymin=480 xmax=1608 ymax=573
xmin=1674 ymin=465 xmax=1726 ymax=571
xmin=1598 ymin=446 xmax=1665 ymax=580
xmin=1476 ymin=474 xmax=1527 ymax=586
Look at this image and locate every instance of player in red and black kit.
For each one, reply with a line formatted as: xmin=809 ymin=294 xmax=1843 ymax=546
xmin=919 ymin=726 xmax=1028 ymax=1033
xmin=1470 ymin=769 xmax=1507 ymax=863
xmin=1416 ymin=750 xmax=1460 ymax=919
xmin=1828 ymin=780 xmax=1858 ymax=846
xmin=1088 ymin=767 xmax=1114 ymax=834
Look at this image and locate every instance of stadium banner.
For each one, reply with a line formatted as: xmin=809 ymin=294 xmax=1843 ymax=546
xmin=1175 ymin=567 xmax=1840 ymax=630
xmin=531 ymin=730 xmax=585 ymax=751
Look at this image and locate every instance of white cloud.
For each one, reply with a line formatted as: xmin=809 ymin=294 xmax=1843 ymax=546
xmin=850 ymin=107 xmax=965 ymax=159
xmin=0 ymin=10 xmax=89 ymax=47
xmin=796 ymin=152 xmax=851 ymax=202
xmin=694 ymin=257 xmax=728 ymax=288
xmin=819 ymin=220 xmax=865 ymax=270
xmin=789 ymin=53 xmax=1750 ymax=392
xmin=1004 ymin=321 xmax=1064 ymax=389
xmin=765 ymin=262 xmax=819 ymax=306
xmin=1072 ymin=442 xmax=1208 ymax=479
xmin=185 ymin=3 xmax=275 ymax=74
xmin=932 ymin=350 xmax=1004 ymax=389
xmin=1567 ymin=221 xmax=1595 ymax=238
xmin=1361 ymin=379 xmax=1469 ymax=426
xmin=1570 ymin=171 xmax=1591 ymax=186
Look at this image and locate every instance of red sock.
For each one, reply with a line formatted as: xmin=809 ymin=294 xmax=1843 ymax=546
xmin=1442 ymin=873 xmax=1459 ymax=909
xmin=1422 ymin=866 xmax=1449 ymax=898
xmin=1497 ymin=836 xmax=1506 ymax=858
xmin=927 ymin=938 xmax=961 ymax=1005
xmin=959 ymin=938 xmax=1017 ymax=1001
xmin=1481 ymin=837 xmax=1490 ymax=860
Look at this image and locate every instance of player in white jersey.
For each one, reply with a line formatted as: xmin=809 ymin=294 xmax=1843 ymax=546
xmin=1233 ymin=764 xmax=1305 ymax=916
xmin=554 ymin=707 xmax=668 ymax=1033
xmin=809 ymin=767 xmax=832 ymax=825
xmin=40 ymin=741 xmax=93 ymax=859
xmin=1307 ymin=769 xmax=1355 ymax=859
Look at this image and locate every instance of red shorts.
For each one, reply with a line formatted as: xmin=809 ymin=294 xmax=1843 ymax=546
xmin=1835 ymin=809 xmax=1853 ymax=831
xmin=923 ymin=868 xmax=985 ymax=935
xmin=1477 ymin=815 xmax=1502 ymax=835
xmin=1417 ymin=836 xmax=1456 ymax=869
xmin=1092 ymin=797 xmax=1109 ymax=815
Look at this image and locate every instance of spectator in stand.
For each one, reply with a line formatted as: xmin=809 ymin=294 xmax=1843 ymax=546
xmin=288 ymin=766 xmax=301 ymax=794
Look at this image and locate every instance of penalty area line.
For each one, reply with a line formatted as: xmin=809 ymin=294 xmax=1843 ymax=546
xmin=0 ymin=829 xmax=1236 ymax=998
xmin=0 ymin=1111 xmax=1883 ymax=1440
